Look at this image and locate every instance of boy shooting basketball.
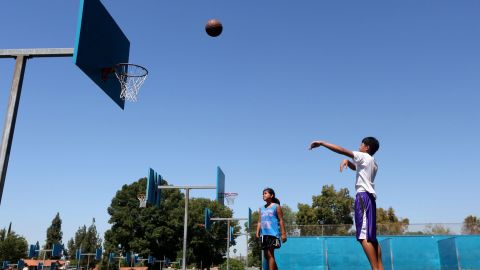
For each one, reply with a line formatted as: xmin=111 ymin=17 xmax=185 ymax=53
xmin=309 ymin=137 xmax=383 ymax=270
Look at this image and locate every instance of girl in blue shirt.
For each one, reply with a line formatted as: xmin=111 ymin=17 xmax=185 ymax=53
xmin=256 ymin=188 xmax=287 ymax=270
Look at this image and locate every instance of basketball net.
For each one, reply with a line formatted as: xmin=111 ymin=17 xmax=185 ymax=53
xmin=115 ymin=63 xmax=148 ymax=102
xmin=138 ymin=193 xmax=147 ymax=208
xmin=223 ymin=192 xmax=238 ymax=205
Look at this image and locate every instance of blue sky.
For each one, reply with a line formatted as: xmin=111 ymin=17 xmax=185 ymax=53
xmin=1 ymin=0 xmax=479 ymax=258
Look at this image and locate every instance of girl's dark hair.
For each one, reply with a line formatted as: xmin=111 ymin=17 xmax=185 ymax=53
xmin=263 ymin=188 xmax=280 ymax=204
xmin=362 ymin=137 xmax=380 ymax=155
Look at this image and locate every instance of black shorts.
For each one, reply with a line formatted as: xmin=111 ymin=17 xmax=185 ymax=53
xmin=261 ymin=235 xmax=281 ymax=250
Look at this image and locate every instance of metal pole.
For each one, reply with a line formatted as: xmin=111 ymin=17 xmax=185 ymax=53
xmin=261 ymin=250 xmax=265 ymax=270
xmin=0 ymin=48 xmax=74 ymax=58
xmin=226 ymin=220 xmax=230 ymax=270
xmin=0 ymin=55 xmax=26 ymax=205
xmin=78 ymin=246 xmax=82 ymax=270
xmin=87 ymin=255 xmax=90 ymax=270
xmin=245 ymin=232 xmax=249 ymax=268
xmin=182 ymin=188 xmax=189 ymax=270
xmin=157 ymin=185 xmax=216 ymax=270
xmin=131 ymin=253 xmax=134 ymax=270
xmin=0 ymin=48 xmax=73 ymax=206
xmin=209 ymin=217 xmax=248 ymax=269
xmin=42 ymin=248 xmax=47 ymax=266
xmin=325 ymin=238 xmax=329 ymax=270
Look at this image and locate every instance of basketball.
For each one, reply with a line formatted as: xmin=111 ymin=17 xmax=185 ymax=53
xmin=205 ymin=19 xmax=223 ymax=37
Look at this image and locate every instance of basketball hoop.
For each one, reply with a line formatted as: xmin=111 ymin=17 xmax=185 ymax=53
xmin=138 ymin=193 xmax=147 ymax=208
xmin=114 ymin=63 xmax=148 ymax=102
xmin=222 ymin=192 xmax=238 ymax=205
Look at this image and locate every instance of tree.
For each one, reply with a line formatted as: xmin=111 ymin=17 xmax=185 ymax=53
xmin=462 ymin=215 xmax=480 ymax=234
xmin=246 ymin=210 xmax=261 ymax=267
xmin=376 ymin=207 xmax=409 ymax=235
xmin=67 ymin=219 xmax=102 ymax=269
xmin=44 ymin=212 xmax=63 ymax=258
xmin=103 ymin=177 xmax=185 ymax=268
xmin=0 ymin=224 xmax=28 ymax=262
xmin=424 ymin=224 xmax=451 ymax=235
xmin=312 ymin=185 xmax=354 ymax=225
xmin=219 ymin=258 xmax=244 ymax=270
xmin=187 ymin=198 xmax=237 ymax=269
xmin=103 ymin=178 xmax=236 ymax=269
xmin=66 ymin=238 xmax=75 ymax=259
xmin=296 ymin=185 xmax=354 ymax=236
xmin=67 ymin=225 xmax=86 ymax=262
xmin=296 ymin=203 xmax=316 ymax=225
xmin=281 ymin=205 xmax=297 ymax=235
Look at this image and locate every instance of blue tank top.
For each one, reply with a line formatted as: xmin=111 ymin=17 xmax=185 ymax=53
xmin=260 ymin=203 xmax=280 ymax=238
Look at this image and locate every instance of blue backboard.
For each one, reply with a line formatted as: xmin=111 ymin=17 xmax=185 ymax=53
xmin=248 ymin=208 xmax=253 ymax=230
xmin=204 ymin=208 xmax=213 ymax=231
xmin=73 ymin=0 xmax=130 ymax=109
xmin=230 ymin=226 xmax=235 ymax=242
xmin=125 ymin=252 xmax=131 ymax=264
xmin=28 ymin=245 xmax=35 ymax=258
xmin=216 ymin=167 xmax=225 ymax=205
xmin=52 ymin=244 xmax=63 ymax=257
xmin=108 ymin=253 xmax=115 ymax=263
xmin=18 ymin=260 xmax=24 ymax=270
xmin=76 ymin=248 xmax=82 ymax=260
xmin=146 ymin=168 xmax=161 ymax=207
xmin=95 ymin=248 xmax=102 ymax=261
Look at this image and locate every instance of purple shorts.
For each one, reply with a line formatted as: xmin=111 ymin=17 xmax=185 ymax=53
xmin=354 ymin=192 xmax=377 ymax=243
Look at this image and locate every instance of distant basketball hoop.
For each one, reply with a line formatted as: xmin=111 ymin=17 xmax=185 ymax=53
xmin=114 ymin=63 xmax=148 ymax=102
xmin=222 ymin=192 xmax=238 ymax=205
xmin=138 ymin=193 xmax=147 ymax=208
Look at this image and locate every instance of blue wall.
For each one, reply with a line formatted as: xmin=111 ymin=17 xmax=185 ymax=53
xmin=456 ymin=236 xmax=480 ymax=269
xmin=273 ymin=237 xmax=327 ymax=270
xmin=274 ymin=235 xmax=480 ymax=270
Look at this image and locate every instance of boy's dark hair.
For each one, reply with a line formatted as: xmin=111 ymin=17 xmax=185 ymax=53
xmin=362 ymin=137 xmax=380 ymax=155
xmin=263 ymin=188 xmax=280 ymax=205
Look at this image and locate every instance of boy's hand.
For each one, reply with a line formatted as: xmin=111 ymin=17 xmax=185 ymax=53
xmin=281 ymin=234 xmax=287 ymax=243
xmin=340 ymin=159 xmax=349 ymax=172
xmin=309 ymin=141 xmax=324 ymax=150
xmin=256 ymin=232 xmax=260 ymax=239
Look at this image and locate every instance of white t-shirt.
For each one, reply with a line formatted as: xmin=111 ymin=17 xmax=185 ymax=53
xmin=352 ymin=151 xmax=378 ymax=198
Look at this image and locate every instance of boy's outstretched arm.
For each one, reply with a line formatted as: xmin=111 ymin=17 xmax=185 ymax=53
xmin=309 ymin=140 xmax=354 ymax=158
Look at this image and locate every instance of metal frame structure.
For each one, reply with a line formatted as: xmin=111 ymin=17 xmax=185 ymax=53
xmin=157 ymin=185 xmax=216 ymax=270
xmin=76 ymin=249 xmax=102 ymax=270
xmin=232 ymin=231 xmax=251 ymax=268
xmin=0 ymin=48 xmax=74 ymax=205
xmin=210 ymin=217 xmax=248 ymax=270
